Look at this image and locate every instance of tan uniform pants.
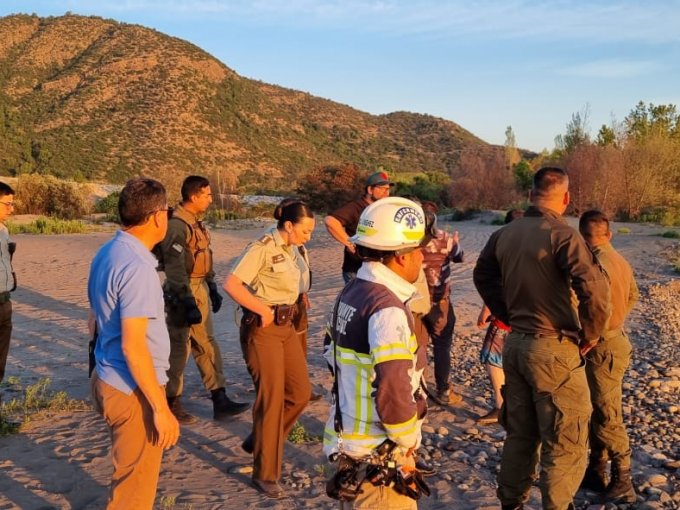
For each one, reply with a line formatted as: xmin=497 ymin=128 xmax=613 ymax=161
xmin=240 ymin=315 xmax=311 ymax=481
xmin=498 ymin=333 xmax=591 ymax=510
xmin=339 ymin=454 xmax=417 ymax=510
xmin=585 ymin=331 xmax=632 ymax=470
xmin=91 ymin=373 xmax=164 ymax=510
xmin=166 ymin=279 xmax=225 ymax=397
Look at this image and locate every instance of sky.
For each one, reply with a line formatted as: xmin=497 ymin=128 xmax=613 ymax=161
xmin=2 ymin=1 xmax=680 ymax=152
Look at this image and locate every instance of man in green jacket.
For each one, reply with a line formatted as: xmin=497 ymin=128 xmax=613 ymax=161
xmin=579 ymin=210 xmax=638 ymax=504
xmin=159 ymin=176 xmax=248 ymax=423
xmin=474 ymin=167 xmax=611 ymax=510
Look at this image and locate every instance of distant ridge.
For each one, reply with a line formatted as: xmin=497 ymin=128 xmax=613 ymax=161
xmin=0 ymin=13 xmax=500 ymax=187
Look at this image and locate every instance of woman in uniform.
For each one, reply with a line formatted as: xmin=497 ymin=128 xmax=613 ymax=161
xmin=223 ymin=199 xmax=315 ymax=499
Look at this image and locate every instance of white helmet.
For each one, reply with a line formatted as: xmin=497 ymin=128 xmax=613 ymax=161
xmin=351 ymin=197 xmax=425 ymax=252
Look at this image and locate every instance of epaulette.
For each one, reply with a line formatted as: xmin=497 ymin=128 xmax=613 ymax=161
xmin=258 ymin=235 xmax=273 ymax=245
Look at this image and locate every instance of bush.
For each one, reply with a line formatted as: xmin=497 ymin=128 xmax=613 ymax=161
xmin=7 ymin=217 xmax=89 ymax=234
xmin=660 ymin=230 xmax=680 ymax=239
xmin=94 ymin=191 xmax=120 ymax=222
xmin=617 ymin=227 xmax=632 ymax=234
xmin=14 ymin=174 xmax=90 ymax=219
xmin=0 ymin=378 xmax=89 ymax=436
xmin=297 ymin=163 xmax=364 ymax=213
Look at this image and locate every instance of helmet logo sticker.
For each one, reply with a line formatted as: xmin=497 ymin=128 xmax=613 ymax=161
xmin=393 ymin=206 xmax=424 ymax=228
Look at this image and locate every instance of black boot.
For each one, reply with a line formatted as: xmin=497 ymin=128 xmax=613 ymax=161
xmin=605 ymin=464 xmax=636 ymax=504
xmin=167 ymin=396 xmax=197 ymax=424
xmin=501 ymin=504 xmax=523 ymax=510
xmin=580 ymin=458 xmax=609 ymax=493
xmin=211 ymin=388 xmax=249 ymax=420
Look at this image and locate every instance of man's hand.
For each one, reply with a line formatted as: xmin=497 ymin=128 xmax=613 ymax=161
xmin=182 ymin=296 xmax=202 ymax=325
xmin=207 ymin=281 xmax=223 ymax=313
xmin=452 ymin=231 xmax=460 ymax=244
xmin=579 ymin=338 xmax=599 ymax=356
xmin=153 ymin=405 xmax=180 ymax=450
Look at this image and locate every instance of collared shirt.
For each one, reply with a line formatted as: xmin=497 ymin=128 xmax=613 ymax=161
xmin=88 ymin=230 xmax=170 ymax=394
xmin=295 ymin=245 xmax=312 ymax=294
xmin=592 ymin=242 xmax=638 ymax=331
xmin=231 ymin=226 xmax=301 ymax=306
xmin=0 ymin=223 xmax=13 ymax=293
xmin=474 ymin=205 xmax=611 ymax=341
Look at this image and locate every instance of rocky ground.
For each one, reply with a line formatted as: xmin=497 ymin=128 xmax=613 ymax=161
xmin=0 ymin=216 xmax=677 ymax=509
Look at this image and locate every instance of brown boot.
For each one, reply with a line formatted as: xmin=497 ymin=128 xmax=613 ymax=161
xmin=605 ymin=464 xmax=636 ymax=504
xmin=167 ymin=396 xmax=197 ymax=424
xmin=580 ymin=458 xmax=608 ymax=493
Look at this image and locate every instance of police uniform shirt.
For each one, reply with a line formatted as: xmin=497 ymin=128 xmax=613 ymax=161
xmin=231 ymin=226 xmax=301 ymax=306
xmin=295 ymin=246 xmax=311 ymax=295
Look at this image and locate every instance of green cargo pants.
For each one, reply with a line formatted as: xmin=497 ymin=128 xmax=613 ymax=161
xmin=585 ymin=330 xmax=632 ymax=470
xmin=166 ymin=278 xmax=226 ymax=398
xmin=498 ymin=332 xmax=592 ymax=510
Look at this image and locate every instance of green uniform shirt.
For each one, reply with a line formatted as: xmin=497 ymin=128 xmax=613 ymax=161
xmin=592 ymin=242 xmax=638 ymax=332
xmin=231 ymin=226 xmax=301 ymax=306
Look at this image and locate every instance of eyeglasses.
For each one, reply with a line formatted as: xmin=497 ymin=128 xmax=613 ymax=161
xmin=150 ymin=207 xmax=173 ymax=220
xmin=0 ymin=201 xmax=15 ymax=208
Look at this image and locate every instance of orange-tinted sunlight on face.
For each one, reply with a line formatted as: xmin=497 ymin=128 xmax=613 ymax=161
xmin=289 ymin=217 xmax=315 ymax=246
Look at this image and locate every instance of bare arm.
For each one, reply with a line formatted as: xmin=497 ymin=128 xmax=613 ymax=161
xmin=324 ymin=216 xmax=356 ymax=254
xmin=223 ymin=274 xmax=275 ymax=327
xmin=477 ymin=305 xmax=491 ymax=328
xmin=121 ymin=317 xmax=179 ymax=449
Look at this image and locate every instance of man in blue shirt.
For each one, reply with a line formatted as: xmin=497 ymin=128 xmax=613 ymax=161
xmin=88 ymin=178 xmax=180 ymax=510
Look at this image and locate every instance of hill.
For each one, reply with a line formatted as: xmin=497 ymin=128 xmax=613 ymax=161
xmin=0 ymin=13 xmax=499 ymax=189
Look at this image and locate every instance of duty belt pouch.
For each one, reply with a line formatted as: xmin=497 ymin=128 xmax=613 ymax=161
xmin=326 ymin=454 xmax=366 ymax=502
xmin=274 ymin=304 xmax=295 ymax=326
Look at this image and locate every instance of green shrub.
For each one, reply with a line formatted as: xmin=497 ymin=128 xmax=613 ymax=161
xmin=617 ymin=227 xmax=631 ymax=234
xmin=7 ymin=217 xmax=89 ymax=234
xmin=0 ymin=378 xmax=89 ymax=436
xmin=14 ymin=174 xmax=90 ymax=219
xmin=660 ymin=230 xmax=680 ymax=239
xmin=490 ymin=215 xmax=505 ymax=226
xmin=94 ymin=190 xmax=121 ymax=222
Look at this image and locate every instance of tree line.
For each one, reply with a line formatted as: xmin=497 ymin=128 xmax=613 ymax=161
xmin=297 ymin=101 xmax=680 ymax=226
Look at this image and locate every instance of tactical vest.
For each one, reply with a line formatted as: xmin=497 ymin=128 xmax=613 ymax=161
xmin=333 ymin=278 xmax=415 ymax=355
xmin=170 ymin=207 xmax=213 ymax=278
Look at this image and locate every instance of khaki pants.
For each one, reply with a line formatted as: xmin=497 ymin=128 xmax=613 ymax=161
xmin=91 ymin=373 xmax=164 ymax=510
xmin=498 ymin=333 xmax=591 ymax=510
xmin=166 ymin=279 xmax=225 ymax=397
xmin=585 ymin=331 xmax=632 ymax=470
xmin=339 ymin=454 xmax=417 ymax=510
xmin=240 ymin=316 xmax=310 ymax=481
xmin=0 ymin=300 xmax=11 ymax=382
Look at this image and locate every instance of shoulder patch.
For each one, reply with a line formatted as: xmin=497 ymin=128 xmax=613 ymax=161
xmin=258 ymin=235 xmax=273 ymax=245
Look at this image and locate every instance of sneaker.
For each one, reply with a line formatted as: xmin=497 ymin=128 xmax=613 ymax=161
xmin=415 ymin=458 xmax=436 ymax=476
xmin=431 ymin=387 xmax=463 ymax=406
xmin=167 ymin=396 xmax=198 ymax=425
xmin=477 ymin=408 xmax=500 ymax=425
xmin=211 ymin=388 xmax=250 ymax=420
xmin=252 ymin=478 xmax=286 ymax=499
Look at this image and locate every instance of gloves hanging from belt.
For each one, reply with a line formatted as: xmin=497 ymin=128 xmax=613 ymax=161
xmin=207 ymin=281 xmax=223 ymax=313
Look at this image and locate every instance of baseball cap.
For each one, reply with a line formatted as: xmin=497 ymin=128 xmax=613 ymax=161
xmin=366 ymin=171 xmax=395 ymax=187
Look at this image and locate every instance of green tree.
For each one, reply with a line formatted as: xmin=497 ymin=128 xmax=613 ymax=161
xmin=596 ymin=124 xmax=616 ymax=146
xmin=513 ymin=160 xmax=534 ymax=192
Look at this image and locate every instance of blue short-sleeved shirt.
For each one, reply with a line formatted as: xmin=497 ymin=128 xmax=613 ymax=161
xmin=88 ymin=230 xmax=170 ymax=394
